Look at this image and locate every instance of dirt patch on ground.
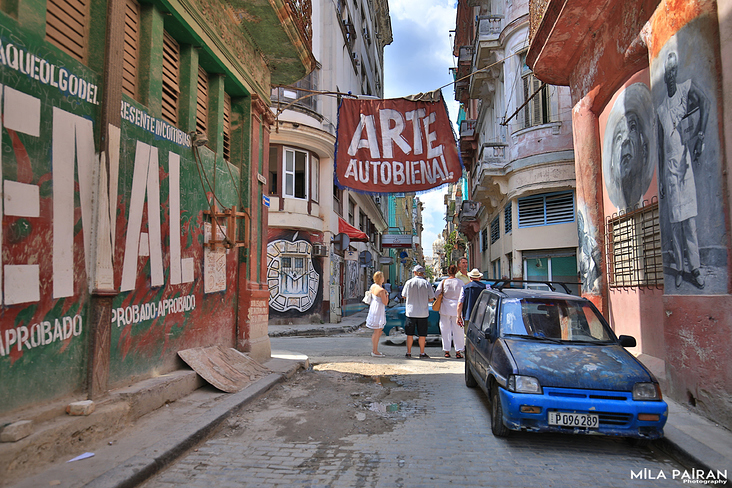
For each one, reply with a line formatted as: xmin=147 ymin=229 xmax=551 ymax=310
xmin=227 ymin=365 xmax=420 ymax=444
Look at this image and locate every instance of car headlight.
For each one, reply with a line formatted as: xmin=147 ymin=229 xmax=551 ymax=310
xmin=507 ymin=375 xmax=542 ymax=394
xmin=633 ymin=382 xmax=662 ymax=401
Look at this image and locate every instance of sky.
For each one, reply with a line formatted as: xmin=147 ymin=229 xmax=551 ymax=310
xmin=383 ymin=0 xmax=458 ymax=258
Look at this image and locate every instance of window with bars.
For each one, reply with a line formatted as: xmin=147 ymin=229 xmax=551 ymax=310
xmin=606 ymin=200 xmax=663 ymax=288
xmin=161 ymin=32 xmax=180 ymax=126
xmin=481 ymin=228 xmax=488 ymax=252
xmin=195 ymin=67 xmax=209 ymax=139
xmin=490 ymin=217 xmax=500 ymax=244
xmin=223 ymin=93 xmax=231 ymax=161
xmin=122 ymin=0 xmax=140 ymax=99
xmin=504 ymin=204 xmax=512 ymax=234
xmin=46 ymin=0 xmax=90 ymax=63
xmin=518 ymin=191 xmax=574 ymax=228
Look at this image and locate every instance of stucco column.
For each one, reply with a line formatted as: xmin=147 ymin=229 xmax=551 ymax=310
xmin=571 ymin=96 xmax=608 ymax=315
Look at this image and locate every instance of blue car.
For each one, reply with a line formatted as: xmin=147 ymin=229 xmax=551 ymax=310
xmin=464 ymin=282 xmax=667 ymax=440
xmin=382 ymin=302 xmax=441 ymax=344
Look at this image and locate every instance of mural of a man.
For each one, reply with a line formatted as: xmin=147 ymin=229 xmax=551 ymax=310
xmin=577 ymin=208 xmax=601 ymax=294
xmin=603 ymin=83 xmax=655 ymax=210
xmin=657 ymin=51 xmax=708 ymax=289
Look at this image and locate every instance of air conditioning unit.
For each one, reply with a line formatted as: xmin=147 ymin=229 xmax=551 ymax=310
xmin=312 ymin=243 xmax=328 ymax=257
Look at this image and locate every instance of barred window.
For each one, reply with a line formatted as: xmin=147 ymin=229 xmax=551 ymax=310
xmin=161 ymin=32 xmax=180 ymax=126
xmin=518 ymin=191 xmax=574 ymax=228
xmin=504 ymin=204 xmax=512 ymax=234
xmin=490 ymin=217 xmax=499 ymax=244
xmin=122 ymin=0 xmax=140 ymax=99
xmin=606 ymin=199 xmax=663 ymax=288
xmin=46 ymin=0 xmax=90 ymax=63
xmin=481 ymin=228 xmax=488 ymax=252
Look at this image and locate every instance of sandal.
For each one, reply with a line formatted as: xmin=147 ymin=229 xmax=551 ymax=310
xmin=444 ymin=352 xmax=451 ymax=358
xmin=456 ymin=351 xmax=463 ymax=359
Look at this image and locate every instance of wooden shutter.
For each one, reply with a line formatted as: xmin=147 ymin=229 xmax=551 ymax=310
xmin=46 ymin=0 xmax=90 ymax=63
xmin=195 ymin=67 xmax=208 ymax=138
xmin=223 ymin=93 xmax=231 ymax=161
xmin=161 ymin=32 xmax=180 ymax=125
xmin=122 ymin=0 xmax=140 ymax=99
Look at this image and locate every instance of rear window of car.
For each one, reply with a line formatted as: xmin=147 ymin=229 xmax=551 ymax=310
xmin=500 ymin=298 xmax=613 ymax=343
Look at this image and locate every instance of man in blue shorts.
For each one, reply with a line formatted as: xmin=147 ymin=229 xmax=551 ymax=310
xmin=401 ymin=265 xmax=435 ymax=358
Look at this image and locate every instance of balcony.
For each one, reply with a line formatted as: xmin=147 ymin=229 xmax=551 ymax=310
xmin=227 ymin=0 xmax=316 ymax=85
xmin=469 ymin=15 xmax=504 ymax=102
xmin=460 ymin=119 xmax=477 ymax=138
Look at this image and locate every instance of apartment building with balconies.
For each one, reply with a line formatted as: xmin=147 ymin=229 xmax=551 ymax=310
xmin=267 ymin=0 xmax=393 ymax=324
xmin=452 ymin=0 xmax=578 ymax=290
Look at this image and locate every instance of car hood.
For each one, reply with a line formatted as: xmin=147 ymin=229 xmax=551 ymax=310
xmin=504 ymin=339 xmax=652 ymax=391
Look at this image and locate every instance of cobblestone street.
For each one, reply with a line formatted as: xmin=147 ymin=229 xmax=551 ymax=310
xmin=141 ymin=336 xmax=689 ymax=488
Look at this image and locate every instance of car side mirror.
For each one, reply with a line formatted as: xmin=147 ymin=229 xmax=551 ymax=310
xmin=618 ymin=335 xmax=637 ymax=348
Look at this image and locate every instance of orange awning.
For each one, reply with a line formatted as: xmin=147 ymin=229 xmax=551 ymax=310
xmin=338 ymin=217 xmax=369 ymax=242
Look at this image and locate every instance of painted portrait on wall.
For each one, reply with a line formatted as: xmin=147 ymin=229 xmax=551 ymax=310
xmin=577 ymin=204 xmax=602 ymax=294
xmin=650 ymin=21 xmax=727 ymax=295
xmin=602 ymin=83 xmax=656 ymax=210
xmin=267 ymin=231 xmax=322 ymax=313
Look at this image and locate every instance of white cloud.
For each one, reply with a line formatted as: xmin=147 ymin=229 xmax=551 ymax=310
xmin=385 ymin=0 xmax=457 ymax=257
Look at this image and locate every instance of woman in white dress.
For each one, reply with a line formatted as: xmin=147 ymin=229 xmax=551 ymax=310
xmin=435 ymin=265 xmax=465 ymax=358
xmin=366 ymin=271 xmax=389 ymax=357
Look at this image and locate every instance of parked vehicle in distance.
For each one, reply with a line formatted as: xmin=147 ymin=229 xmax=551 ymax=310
xmin=464 ymin=280 xmax=668 ymax=440
xmin=382 ymin=302 xmax=441 ymax=344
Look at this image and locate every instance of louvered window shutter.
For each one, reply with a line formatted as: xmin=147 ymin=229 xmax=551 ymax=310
xmin=195 ymin=67 xmax=208 ymax=138
xmin=122 ymin=0 xmax=140 ymax=100
xmin=531 ymin=76 xmax=542 ymax=126
xmin=161 ymin=32 xmax=180 ymax=126
xmin=223 ymin=93 xmax=232 ymax=162
xmin=46 ymin=0 xmax=90 ymax=63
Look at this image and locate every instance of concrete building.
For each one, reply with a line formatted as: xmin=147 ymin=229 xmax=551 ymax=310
xmin=0 ymin=0 xmax=314 ymax=415
xmin=529 ymin=0 xmax=732 ymax=429
xmin=452 ymin=0 xmax=578 ymax=291
xmin=267 ymin=0 xmax=392 ymax=324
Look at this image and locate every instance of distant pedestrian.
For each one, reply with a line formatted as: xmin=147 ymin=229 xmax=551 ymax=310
xmin=435 ymin=265 xmax=464 ymax=359
xmin=401 ymin=265 xmax=435 ymax=358
xmin=365 ymin=271 xmax=388 ymax=357
xmin=384 ymin=279 xmax=393 ymax=301
xmin=455 ymin=257 xmax=470 ymax=284
xmin=458 ymin=269 xmax=488 ymax=327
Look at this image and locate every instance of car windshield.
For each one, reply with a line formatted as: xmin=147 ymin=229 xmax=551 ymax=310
xmin=500 ymin=298 xmax=614 ymax=343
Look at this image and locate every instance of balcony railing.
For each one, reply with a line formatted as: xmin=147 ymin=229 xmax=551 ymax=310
xmin=460 ymin=119 xmax=477 ymax=138
xmin=476 ymin=15 xmax=503 ymax=41
xmin=285 ymin=0 xmax=313 ymax=48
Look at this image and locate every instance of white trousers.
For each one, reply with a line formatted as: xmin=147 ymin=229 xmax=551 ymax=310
xmin=439 ymin=314 xmax=465 ymax=352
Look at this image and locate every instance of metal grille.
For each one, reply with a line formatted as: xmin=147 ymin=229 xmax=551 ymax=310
xmin=490 ymin=217 xmax=499 ymax=244
xmin=504 ymin=204 xmax=512 ymax=234
xmin=606 ymin=199 xmax=663 ymax=288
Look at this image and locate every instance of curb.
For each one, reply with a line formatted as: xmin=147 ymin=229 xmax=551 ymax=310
xmin=654 ymin=424 xmax=719 ymax=474
xmin=84 ymin=372 xmax=288 ymax=488
xmin=268 ymin=323 xmax=364 ymax=338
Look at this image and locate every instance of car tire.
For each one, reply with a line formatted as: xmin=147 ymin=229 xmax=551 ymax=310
xmin=464 ymin=355 xmax=477 ymax=388
xmin=491 ymin=386 xmax=510 ymax=437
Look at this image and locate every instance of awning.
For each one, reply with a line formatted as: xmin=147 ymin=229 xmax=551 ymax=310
xmin=339 ymin=217 xmax=369 ymax=242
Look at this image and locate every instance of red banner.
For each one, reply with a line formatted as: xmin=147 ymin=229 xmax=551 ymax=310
xmin=335 ymin=95 xmax=462 ymax=193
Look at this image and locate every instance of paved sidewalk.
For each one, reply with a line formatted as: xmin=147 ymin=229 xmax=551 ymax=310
xmin=4 ymin=309 xmax=731 ymax=487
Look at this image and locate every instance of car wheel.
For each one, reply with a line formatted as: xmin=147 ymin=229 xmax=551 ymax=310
xmin=491 ymin=386 xmax=510 ymax=437
xmin=464 ymin=355 xmax=477 ymax=388
xmin=387 ymin=327 xmax=406 ymax=344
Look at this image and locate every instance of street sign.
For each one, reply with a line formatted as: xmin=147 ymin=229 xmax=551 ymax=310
xmin=382 ymin=234 xmax=413 ymax=248
xmin=262 ymin=195 xmax=270 ymax=207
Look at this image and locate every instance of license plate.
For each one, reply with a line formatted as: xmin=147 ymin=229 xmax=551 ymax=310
xmin=548 ymin=411 xmax=599 ymax=428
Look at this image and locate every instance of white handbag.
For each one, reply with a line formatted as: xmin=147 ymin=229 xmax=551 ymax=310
xmin=362 ymin=290 xmax=373 ymax=305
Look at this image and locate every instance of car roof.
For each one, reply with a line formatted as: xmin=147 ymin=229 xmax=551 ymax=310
xmin=487 ymin=287 xmax=585 ymax=301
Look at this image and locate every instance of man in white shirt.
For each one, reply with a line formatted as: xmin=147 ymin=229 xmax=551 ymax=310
xmin=401 ymin=265 xmax=435 ymax=358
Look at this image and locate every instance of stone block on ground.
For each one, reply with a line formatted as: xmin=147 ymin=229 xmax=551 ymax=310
xmin=0 ymin=420 xmax=33 ymax=442
xmin=66 ymin=400 xmax=95 ymax=416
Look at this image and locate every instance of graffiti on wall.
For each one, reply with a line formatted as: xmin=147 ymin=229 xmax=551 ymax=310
xmin=602 ymin=83 xmax=656 ymax=210
xmin=267 ymin=231 xmax=321 ymax=313
xmin=651 ymin=24 xmax=727 ymax=294
xmin=577 ymin=205 xmax=601 ymax=294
